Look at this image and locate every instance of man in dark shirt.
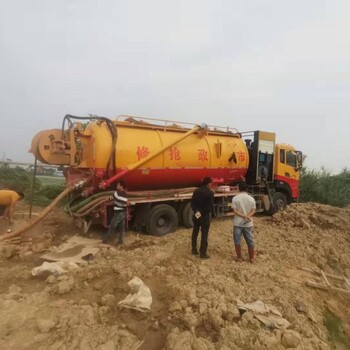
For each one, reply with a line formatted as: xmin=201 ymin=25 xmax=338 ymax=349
xmin=191 ymin=177 xmax=214 ymax=259
xmin=102 ymin=181 xmax=128 ymax=245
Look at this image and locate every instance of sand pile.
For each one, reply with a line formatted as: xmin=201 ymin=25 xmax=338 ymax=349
xmin=272 ymin=203 xmax=350 ymax=231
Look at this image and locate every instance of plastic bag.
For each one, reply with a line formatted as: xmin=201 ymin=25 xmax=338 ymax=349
xmin=118 ymin=277 xmax=152 ymax=312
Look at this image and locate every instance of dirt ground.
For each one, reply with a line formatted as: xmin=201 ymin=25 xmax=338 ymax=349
xmin=1 ymin=202 xmax=350 ymax=350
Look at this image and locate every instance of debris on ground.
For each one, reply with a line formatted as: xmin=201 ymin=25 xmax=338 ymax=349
xmin=118 ymin=277 xmax=153 ymax=312
xmin=237 ymin=299 xmax=291 ymax=330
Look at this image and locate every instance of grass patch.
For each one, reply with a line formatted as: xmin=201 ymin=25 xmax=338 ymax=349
xmin=36 ymin=175 xmax=65 ymax=186
xmin=31 ymin=179 xmax=66 ymax=206
xmin=324 ymin=311 xmax=349 ymax=346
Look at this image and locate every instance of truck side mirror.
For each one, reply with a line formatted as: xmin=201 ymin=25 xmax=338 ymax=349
xmin=296 ymin=151 xmax=303 ymax=169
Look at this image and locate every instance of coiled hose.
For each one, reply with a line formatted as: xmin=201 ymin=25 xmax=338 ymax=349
xmin=66 ymin=187 xmax=197 ymax=215
xmin=73 ymin=197 xmax=109 ymax=217
xmin=65 ymin=187 xmax=198 ymax=220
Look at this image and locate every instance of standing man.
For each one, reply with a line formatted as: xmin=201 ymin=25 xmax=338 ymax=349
xmin=191 ymin=177 xmax=214 ymax=259
xmin=0 ymin=190 xmax=25 ymax=225
xmin=102 ymin=181 xmax=127 ymax=246
xmin=232 ymin=182 xmax=256 ymax=263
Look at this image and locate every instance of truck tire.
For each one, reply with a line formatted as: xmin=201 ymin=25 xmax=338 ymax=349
xmin=273 ymin=192 xmax=287 ymax=213
xmin=146 ymin=204 xmax=179 ymax=236
xmin=181 ymin=202 xmax=194 ymax=228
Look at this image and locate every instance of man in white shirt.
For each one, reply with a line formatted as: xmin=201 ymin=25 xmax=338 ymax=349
xmin=232 ymin=182 xmax=256 ymax=263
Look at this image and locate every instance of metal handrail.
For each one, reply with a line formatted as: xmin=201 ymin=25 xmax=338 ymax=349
xmin=116 ymin=114 xmax=239 ymax=134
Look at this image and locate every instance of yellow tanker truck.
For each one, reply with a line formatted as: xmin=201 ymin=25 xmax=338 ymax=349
xmin=30 ymin=115 xmax=302 ymax=236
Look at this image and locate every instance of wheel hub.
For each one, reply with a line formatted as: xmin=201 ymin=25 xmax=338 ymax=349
xmin=157 ymin=217 xmax=166 ymax=226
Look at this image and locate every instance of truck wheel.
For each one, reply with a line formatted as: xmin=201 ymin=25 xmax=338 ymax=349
xmin=273 ymin=192 xmax=287 ymax=213
xmin=146 ymin=204 xmax=179 ymax=236
xmin=182 ymin=202 xmax=194 ymax=228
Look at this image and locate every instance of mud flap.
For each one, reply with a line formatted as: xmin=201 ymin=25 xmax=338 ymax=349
xmin=262 ymin=195 xmax=271 ymax=212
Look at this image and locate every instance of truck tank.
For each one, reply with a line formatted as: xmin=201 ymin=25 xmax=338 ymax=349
xmin=31 ymin=117 xmax=249 ymax=190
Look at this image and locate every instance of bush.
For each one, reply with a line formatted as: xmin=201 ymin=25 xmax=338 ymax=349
xmin=0 ymin=165 xmax=40 ymax=193
xmin=0 ymin=165 xmax=66 ymax=207
xmin=42 ymin=184 xmax=66 ymax=200
xmin=299 ymin=167 xmax=350 ymax=207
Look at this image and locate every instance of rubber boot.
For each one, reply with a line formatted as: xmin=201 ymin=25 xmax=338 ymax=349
xmin=248 ymin=246 xmax=255 ymax=263
xmin=234 ymin=245 xmax=243 ymax=262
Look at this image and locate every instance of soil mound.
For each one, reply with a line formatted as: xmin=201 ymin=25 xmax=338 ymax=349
xmin=272 ymin=203 xmax=350 ymax=231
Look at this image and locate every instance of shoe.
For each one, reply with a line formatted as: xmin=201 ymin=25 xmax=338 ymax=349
xmin=248 ymin=246 xmax=255 ymax=263
xmin=192 ymin=249 xmax=199 ymax=255
xmin=234 ymin=245 xmax=243 ymax=262
xmin=199 ymin=254 xmax=210 ymax=259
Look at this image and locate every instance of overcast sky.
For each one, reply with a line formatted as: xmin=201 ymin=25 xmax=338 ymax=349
xmin=0 ymin=0 xmax=349 ymax=172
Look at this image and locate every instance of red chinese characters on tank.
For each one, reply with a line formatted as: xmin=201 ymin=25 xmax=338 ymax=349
xmin=136 ymin=146 xmax=150 ymax=160
xmin=237 ymin=151 xmax=246 ymax=162
xmin=169 ymin=147 xmax=181 ymax=161
xmin=197 ymin=149 xmax=208 ymax=161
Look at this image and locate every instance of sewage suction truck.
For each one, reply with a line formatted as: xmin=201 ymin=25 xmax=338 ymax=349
xmin=29 ymin=115 xmax=302 ymax=236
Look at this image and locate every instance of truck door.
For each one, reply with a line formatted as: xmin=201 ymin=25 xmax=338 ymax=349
xmin=244 ymin=131 xmax=275 ymax=184
xmin=274 ymin=145 xmax=302 ymax=200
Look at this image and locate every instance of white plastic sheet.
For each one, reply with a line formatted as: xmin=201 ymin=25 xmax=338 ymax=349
xmin=237 ymin=299 xmax=291 ymax=329
xmin=31 ymin=261 xmax=79 ymax=277
xmin=118 ymin=277 xmax=152 ymax=312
